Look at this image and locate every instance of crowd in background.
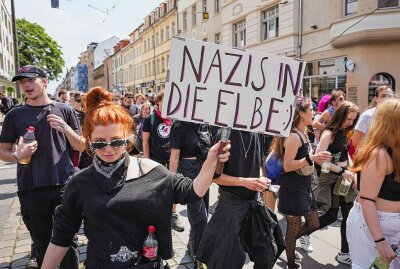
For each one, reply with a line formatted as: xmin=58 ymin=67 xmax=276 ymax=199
xmin=0 ymin=65 xmax=398 ymax=269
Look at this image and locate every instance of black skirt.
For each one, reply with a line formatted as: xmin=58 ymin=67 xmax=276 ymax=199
xmin=278 ymin=171 xmax=316 ymax=216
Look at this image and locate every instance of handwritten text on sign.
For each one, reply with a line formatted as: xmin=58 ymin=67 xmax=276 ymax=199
xmin=162 ymin=37 xmax=306 ymax=137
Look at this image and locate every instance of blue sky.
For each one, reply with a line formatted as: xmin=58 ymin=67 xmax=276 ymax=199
xmin=8 ymin=0 xmax=162 ymax=93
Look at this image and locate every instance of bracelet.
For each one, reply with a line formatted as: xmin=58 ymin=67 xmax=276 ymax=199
xmin=305 ymin=155 xmax=313 ymax=166
xmin=338 ymin=167 xmax=346 ymax=175
xmin=374 ymin=237 xmax=385 ymax=243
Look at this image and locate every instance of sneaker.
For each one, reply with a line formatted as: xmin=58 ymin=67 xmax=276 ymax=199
xmin=171 ymin=213 xmax=185 ymax=232
xmin=336 ymin=252 xmax=352 ymax=265
xmin=25 ymin=258 xmax=38 ymax=269
xmin=299 ymin=235 xmax=313 ymax=253
xmin=194 ymin=260 xmax=207 ymax=269
xmin=286 ymin=262 xmax=302 ymax=269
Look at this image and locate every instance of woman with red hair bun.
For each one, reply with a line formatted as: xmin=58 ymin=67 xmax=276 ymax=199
xmin=41 ymin=87 xmax=231 ymax=269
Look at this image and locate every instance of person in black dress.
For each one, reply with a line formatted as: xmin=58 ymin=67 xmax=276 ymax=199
xmin=41 ymin=87 xmax=230 ymax=269
xmin=271 ymin=99 xmax=331 ymax=269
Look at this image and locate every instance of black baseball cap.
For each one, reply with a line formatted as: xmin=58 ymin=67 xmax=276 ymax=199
xmin=12 ymin=65 xmax=47 ymax=82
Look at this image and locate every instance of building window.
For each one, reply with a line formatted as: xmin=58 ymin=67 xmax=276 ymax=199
xmin=215 ymin=0 xmax=220 ymax=13
xmin=233 ymin=20 xmax=246 ymax=48
xmin=161 ymin=56 xmax=165 ymax=72
xmin=192 ymin=5 xmax=197 ymax=26
xmin=171 ymin=22 xmax=175 ymax=35
xmin=166 ymin=26 xmax=170 ymax=39
xmin=156 ymin=32 xmax=159 ymax=45
xmin=262 ymin=6 xmax=279 ymax=40
xmin=183 ymin=11 xmax=187 ymax=31
xmin=215 ymin=33 xmax=220 ymax=44
xmin=344 ymin=0 xmax=358 ymax=15
xmin=160 ymin=29 xmax=164 ymax=42
xmin=378 ymin=0 xmax=400 ymax=8
xmin=157 ymin=59 xmax=160 ymax=74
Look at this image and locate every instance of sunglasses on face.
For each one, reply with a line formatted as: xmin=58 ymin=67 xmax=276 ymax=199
xmin=126 ymin=96 xmax=134 ymax=99
xmin=89 ymin=138 xmax=128 ymax=150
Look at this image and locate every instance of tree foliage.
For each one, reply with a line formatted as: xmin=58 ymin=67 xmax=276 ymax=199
xmin=16 ymin=19 xmax=64 ymax=80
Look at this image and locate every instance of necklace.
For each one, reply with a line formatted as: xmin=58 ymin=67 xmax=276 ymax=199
xmin=238 ymin=131 xmax=253 ymax=159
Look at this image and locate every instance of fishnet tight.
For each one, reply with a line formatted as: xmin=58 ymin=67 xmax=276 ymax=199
xmin=285 ymin=210 xmax=319 ymax=268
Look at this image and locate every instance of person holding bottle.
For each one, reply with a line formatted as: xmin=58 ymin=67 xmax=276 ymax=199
xmin=270 ymin=99 xmax=332 ymax=269
xmin=0 ymin=65 xmax=83 ymax=268
xmin=347 ymin=99 xmax=400 ymax=269
xmin=40 ymin=87 xmax=230 ymax=269
xmin=308 ymin=101 xmax=360 ymax=265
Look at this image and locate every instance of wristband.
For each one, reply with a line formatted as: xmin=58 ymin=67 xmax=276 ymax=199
xmin=338 ymin=167 xmax=346 ymax=175
xmin=305 ymin=155 xmax=313 ymax=166
xmin=374 ymin=237 xmax=385 ymax=243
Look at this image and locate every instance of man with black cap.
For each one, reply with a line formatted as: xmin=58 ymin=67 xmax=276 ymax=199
xmin=0 ymin=65 xmax=83 ymax=269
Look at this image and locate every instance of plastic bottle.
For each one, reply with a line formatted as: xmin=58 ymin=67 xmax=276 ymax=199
xmin=19 ymin=126 xmax=36 ymax=165
xmin=143 ymin=226 xmax=158 ymax=261
xmin=369 ymin=244 xmax=398 ymax=269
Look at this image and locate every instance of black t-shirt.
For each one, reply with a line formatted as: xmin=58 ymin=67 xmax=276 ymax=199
xmin=0 ymin=103 xmax=81 ymax=191
xmin=214 ymin=129 xmax=271 ymax=200
xmin=142 ymin=112 xmax=171 ymax=164
xmin=170 ymin=121 xmax=210 ymax=159
xmin=51 ymin=162 xmax=199 ymax=267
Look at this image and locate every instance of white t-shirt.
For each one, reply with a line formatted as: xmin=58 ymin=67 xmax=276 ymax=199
xmin=355 ymin=107 xmax=376 ymax=134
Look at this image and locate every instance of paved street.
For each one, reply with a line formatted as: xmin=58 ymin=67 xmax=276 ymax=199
xmin=0 ymin=156 xmax=348 ymax=269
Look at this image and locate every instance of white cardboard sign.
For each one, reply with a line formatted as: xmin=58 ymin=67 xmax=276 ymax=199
xmin=162 ymin=37 xmax=306 ymax=137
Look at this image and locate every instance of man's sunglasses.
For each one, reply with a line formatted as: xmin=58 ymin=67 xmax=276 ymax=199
xmin=126 ymin=96 xmax=134 ymax=99
xmin=89 ymin=138 xmax=128 ymax=150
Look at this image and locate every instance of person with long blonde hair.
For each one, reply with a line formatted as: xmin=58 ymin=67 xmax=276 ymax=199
xmin=347 ymin=99 xmax=400 ymax=268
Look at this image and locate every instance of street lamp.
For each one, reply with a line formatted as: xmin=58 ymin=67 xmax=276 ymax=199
xmin=10 ymin=0 xmax=20 ymax=98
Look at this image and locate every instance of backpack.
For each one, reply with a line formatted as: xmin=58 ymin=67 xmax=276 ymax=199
xmin=265 ymin=151 xmax=284 ymax=184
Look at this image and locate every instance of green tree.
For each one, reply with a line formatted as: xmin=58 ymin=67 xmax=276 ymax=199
xmin=16 ymin=18 xmax=65 ymax=80
xmin=6 ymin=86 xmax=15 ymax=94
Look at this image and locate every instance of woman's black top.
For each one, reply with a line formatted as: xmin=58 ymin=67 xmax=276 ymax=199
xmin=170 ymin=121 xmax=211 ymax=160
xmin=326 ymin=129 xmax=349 ymax=163
xmin=278 ymin=130 xmax=314 ymax=216
xmin=51 ymin=157 xmax=200 ymax=268
xmin=358 ymin=147 xmax=400 ymax=201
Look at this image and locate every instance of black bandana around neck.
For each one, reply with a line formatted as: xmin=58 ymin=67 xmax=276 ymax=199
xmin=93 ymin=153 xmax=130 ymax=193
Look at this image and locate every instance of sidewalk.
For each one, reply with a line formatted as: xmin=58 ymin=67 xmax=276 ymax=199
xmin=0 ymin=195 xmax=196 ymax=269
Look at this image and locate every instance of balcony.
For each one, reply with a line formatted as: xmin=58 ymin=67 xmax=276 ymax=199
xmin=330 ymin=11 xmax=400 ymax=47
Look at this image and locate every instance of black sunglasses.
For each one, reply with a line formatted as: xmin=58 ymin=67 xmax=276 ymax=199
xmin=89 ymin=138 xmax=128 ymax=150
xmin=126 ymin=96 xmax=134 ymax=99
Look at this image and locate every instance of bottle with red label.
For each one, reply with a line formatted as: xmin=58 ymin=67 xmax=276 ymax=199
xmin=19 ymin=126 xmax=36 ymax=164
xmin=143 ymin=226 xmax=158 ymax=261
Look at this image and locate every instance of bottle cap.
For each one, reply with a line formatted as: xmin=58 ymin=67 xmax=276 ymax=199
xmin=26 ymin=126 xmax=35 ymax=132
xmin=148 ymin=226 xmax=156 ymax=233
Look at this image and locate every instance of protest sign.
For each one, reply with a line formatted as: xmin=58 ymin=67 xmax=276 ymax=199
xmin=162 ymin=37 xmax=306 ymax=137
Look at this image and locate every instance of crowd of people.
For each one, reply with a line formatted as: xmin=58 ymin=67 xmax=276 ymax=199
xmin=0 ymin=64 xmax=398 ymax=269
